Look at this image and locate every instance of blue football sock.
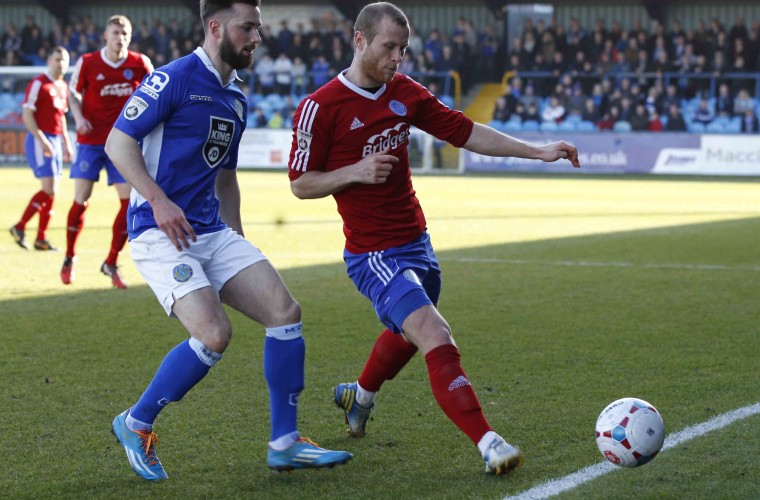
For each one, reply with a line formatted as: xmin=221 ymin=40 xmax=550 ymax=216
xmin=264 ymin=323 xmax=305 ymax=442
xmin=130 ymin=338 xmax=221 ymax=426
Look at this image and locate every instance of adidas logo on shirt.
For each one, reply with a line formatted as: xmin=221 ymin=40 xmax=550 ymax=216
xmin=350 ymin=117 xmax=364 ymax=130
xmin=96 ymin=73 xmax=106 ymax=81
xmin=448 ymin=375 xmax=471 ymax=391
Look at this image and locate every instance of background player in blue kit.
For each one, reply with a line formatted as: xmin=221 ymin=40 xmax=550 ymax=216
xmin=104 ymin=0 xmax=352 ymax=481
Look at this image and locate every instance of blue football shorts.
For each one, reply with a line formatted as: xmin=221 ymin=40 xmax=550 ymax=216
xmin=70 ymin=143 xmax=126 ymax=184
xmin=25 ymin=132 xmax=63 ymax=178
xmin=344 ymin=231 xmax=442 ymax=333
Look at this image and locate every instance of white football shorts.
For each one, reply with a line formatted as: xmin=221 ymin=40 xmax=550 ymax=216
xmin=129 ymin=227 xmax=268 ymax=315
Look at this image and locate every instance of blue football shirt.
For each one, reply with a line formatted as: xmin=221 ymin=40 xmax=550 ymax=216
xmin=114 ymin=47 xmax=248 ymax=239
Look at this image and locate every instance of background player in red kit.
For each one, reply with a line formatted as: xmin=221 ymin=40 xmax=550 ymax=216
xmin=10 ymin=46 xmax=73 ymax=251
xmin=288 ymin=2 xmax=580 ymax=475
xmin=62 ymin=14 xmax=152 ymax=288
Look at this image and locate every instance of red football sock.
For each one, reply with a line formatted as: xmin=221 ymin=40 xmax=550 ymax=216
xmin=16 ymin=190 xmax=48 ymax=229
xmin=425 ymin=344 xmax=491 ymax=444
xmin=65 ymin=201 xmax=87 ymax=259
xmin=35 ymin=193 xmax=54 ymax=241
xmin=357 ymin=328 xmax=418 ymax=392
xmin=105 ymin=199 xmax=129 ymax=266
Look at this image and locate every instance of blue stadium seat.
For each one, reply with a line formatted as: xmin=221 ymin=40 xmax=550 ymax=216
xmin=503 ymin=120 xmax=522 ymax=132
xmin=0 ymin=93 xmax=15 ymax=107
xmin=540 ymin=121 xmax=558 ymax=131
xmin=726 ymin=116 xmax=742 ymax=133
xmin=558 ymin=121 xmax=576 ymax=132
xmin=705 ymin=121 xmax=725 ymax=133
xmin=438 ymin=94 xmax=455 ymax=109
xmin=613 ymin=121 xmax=632 ymax=132
xmin=265 ymin=93 xmax=285 ymax=109
xmin=576 ymin=120 xmax=597 ymax=132
xmin=688 ymin=122 xmax=705 ymax=133
xmin=521 ymin=120 xmax=539 ymax=131
xmin=714 ymin=115 xmax=730 ymax=127
xmin=487 ymin=119 xmax=506 ymax=132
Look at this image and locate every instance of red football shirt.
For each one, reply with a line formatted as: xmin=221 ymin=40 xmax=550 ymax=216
xmin=289 ymin=72 xmax=473 ymax=253
xmin=23 ymin=72 xmax=68 ymax=135
xmin=69 ymin=48 xmax=152 ymax=145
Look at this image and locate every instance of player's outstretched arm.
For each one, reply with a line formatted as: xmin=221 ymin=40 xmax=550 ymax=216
xmin=290 ymin=149 xmax=399 ymax=199
xmin=463 ymin=122 xmax=580 ymax=168
xmin=105 ymin=128 xmax=197 ymax=250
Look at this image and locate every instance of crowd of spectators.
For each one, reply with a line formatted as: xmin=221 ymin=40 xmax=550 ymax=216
xmin=495 ymin=15 xmax=760 ymax=133
xmin=1 ymin=11 xmax=760 ymax=133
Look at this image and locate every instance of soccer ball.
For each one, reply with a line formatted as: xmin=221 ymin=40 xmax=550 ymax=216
xmin=595 ymin=397 xmax=665 ymax=467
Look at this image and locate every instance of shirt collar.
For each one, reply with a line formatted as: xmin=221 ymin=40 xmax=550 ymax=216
xmin=193 ymin=47 xmax=239 ymax=86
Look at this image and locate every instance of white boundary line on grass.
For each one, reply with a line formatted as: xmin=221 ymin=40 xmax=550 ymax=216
xmin=443 ymin=257 xmax=760 ymax=272
xmin=505 ymin=402 xmax=760 ymax=500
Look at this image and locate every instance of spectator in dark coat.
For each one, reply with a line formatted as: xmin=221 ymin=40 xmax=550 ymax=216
xmin=665 ymin=104 xmax=688 ymax=131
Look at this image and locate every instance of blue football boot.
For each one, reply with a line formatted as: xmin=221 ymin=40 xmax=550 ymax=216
xmin=111 ymin=409 xmax=168 ymax=481
xmin=267 ymin=437 xmax=353 ymax=471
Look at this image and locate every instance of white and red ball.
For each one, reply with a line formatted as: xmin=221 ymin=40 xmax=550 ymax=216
xmin=595 ymin=397 xmax=665 ymax=467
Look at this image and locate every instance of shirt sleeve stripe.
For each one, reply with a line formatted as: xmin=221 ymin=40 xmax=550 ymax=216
xmin=292 ymin=98 xmax=319 ymax=172
xmin=24 ymin=79 xmax=42 ymax=110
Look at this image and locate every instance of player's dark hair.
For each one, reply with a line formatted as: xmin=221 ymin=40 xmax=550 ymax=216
xmin=200 ymin=0 xmax=260 ymax=30
xmin=48 ymin=45 xmax=68 ymax=57
xmin=354 ymin=2 xmax=408 ymax=43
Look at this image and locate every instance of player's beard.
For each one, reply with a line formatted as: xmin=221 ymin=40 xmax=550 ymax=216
xmin=220 ymin=32 xmax=254 ymax=70
xmin=361 ymin=50 xmax=397 ymax=85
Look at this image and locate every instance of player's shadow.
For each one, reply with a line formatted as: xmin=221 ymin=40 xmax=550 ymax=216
xmin=1 ymin=215 xmax=758 ymax=495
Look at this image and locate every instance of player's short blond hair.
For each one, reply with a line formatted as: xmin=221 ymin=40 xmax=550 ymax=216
xmin=106 ymin=15 xmax=132 ymax=31
xmin=354 ymin=2 xmax=408 ymax=44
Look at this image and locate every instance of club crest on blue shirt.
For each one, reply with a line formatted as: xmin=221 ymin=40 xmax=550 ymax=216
xmin=204 ymin=116 xmax=234 ymax=168
xmin=389 ymin=100 xmax=407 ymax=116
xmin=173 ymin=263 xmax=193 ymax=282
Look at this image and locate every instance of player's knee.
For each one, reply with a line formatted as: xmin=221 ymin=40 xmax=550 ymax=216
xmin=266 ymin=297 xmax=301 ymax=327
xmin=204 ymin=321 xmax=233 ymax=353
xmin=429 ymin=322 xmax=453 ymax=345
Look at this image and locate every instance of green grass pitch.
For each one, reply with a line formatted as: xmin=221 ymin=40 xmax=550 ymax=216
xmin=1 ymin=166 xmax=759 ymax=498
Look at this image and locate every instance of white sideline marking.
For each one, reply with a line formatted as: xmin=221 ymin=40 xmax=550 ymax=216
xmin=443 ymin=257 xmax=760 ymax=272
xmin=505 ymin=402 xmax=760 ymax=500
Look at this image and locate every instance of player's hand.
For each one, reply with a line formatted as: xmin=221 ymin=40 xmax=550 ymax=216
xmin=63 ymin=145 xmax=73 ymax=163
xmin=352 ymin=148 xmax=399 ymax=184
xmin=153 ymin=198 xmax=197 ymax=251
xmin=39 ymin=138 xmax=54 ymax=158
xmin=76 ymin=119 xmax=93 ymax=135
xmin=537 ymin=141 xmax=581 ymax=168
